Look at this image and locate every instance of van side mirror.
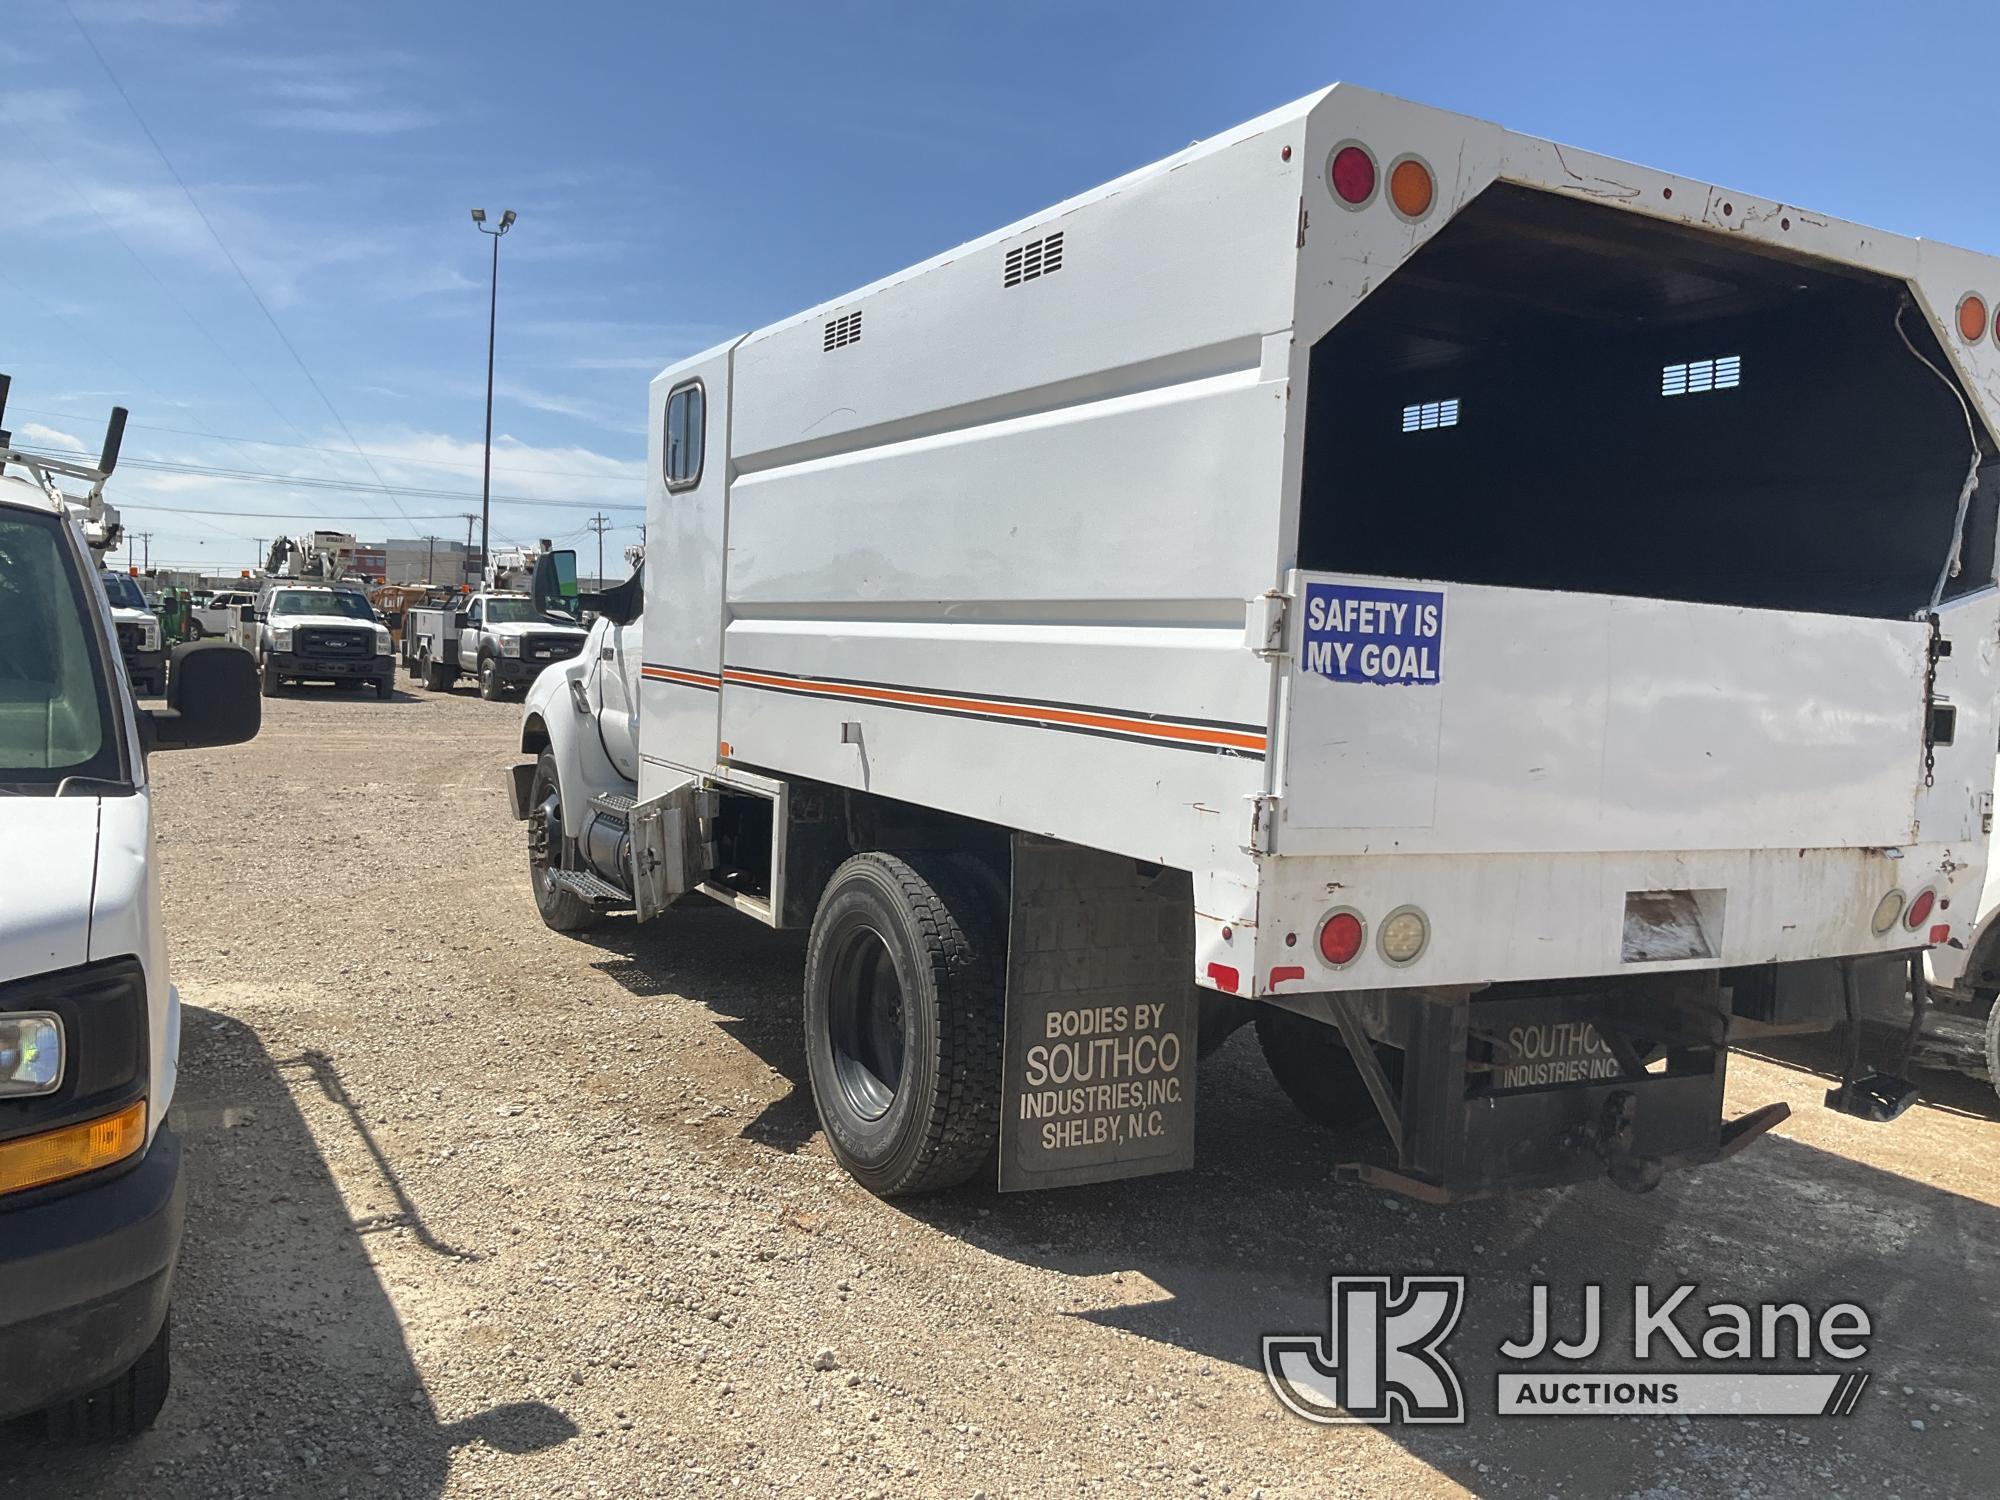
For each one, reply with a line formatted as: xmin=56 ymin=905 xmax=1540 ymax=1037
xmin=145 ymin=642 xmax=261 ymax=752
xmin=532 ymin=550 xmax=580 ymax=618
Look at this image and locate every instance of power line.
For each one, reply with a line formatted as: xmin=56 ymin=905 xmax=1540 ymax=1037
xmin=62 ymin=0 xmax=422 ymax=538
xmin=10 ymin=444 xmax=643 ymax=510
xmin=11 ymin=405 xmax=644 ymax=486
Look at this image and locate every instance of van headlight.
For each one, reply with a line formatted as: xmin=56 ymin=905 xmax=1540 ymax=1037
xmin=374 ymin=625 xmax=392 ymax=656
xmin=0 ymin=1013 xmax=64 ymax=1098
xmin=269 ymin=625 xmax=293 ymax=651
xmin=500 ymin=636 xmax=521 ymax=657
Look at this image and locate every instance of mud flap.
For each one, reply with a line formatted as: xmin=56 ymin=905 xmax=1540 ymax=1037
xmin=998 ymin=836 xmax=1200 ymax=1192
xmin=628 ymin=780 xmax=706 ymax=921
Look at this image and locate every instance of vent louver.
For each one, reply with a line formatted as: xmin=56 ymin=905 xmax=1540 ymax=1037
xmin=1661 ymin=354 xmax=1740 ymax=396
xmin=1003 ymin=231 xmax=1064 ymax=288
xmin=1401 ymin=398 xmax=1460 ymax=433
xmin=823 ymin=311 xmax=862 ymax=351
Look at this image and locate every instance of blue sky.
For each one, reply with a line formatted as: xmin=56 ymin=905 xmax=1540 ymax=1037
xmin=4 ymin=0 xmax=1996 ymax=576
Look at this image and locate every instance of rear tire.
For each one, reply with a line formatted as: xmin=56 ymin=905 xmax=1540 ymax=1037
xmin=527 ymin=750 xmax=601 ymax=933
xmin=43 ymin=1312 xmax=170 ymax=1441
xmin=423 ymin=657 xmax=450 ymax=692
xmin=803 ymin=852 xmax=1004 ymax=1196
xmin=1985 ymin=996 xmax=1999 ymax=1105
xmin=1255 ymin=1008 xmax=1403 ymax=1131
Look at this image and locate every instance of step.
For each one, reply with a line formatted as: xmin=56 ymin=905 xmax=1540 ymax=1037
xmin=589 ymin=791 xmax=636 ymax=818
xmin=546 ymin=867 xmax=632 ymax=905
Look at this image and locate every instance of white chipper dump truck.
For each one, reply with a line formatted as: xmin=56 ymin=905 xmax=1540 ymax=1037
xmin=509 ymin=85 xmax=2000 ymax=1203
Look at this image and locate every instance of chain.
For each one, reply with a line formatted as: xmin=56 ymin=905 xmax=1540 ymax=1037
xmin=1922 ymin=612 xmax=1941 ymax=789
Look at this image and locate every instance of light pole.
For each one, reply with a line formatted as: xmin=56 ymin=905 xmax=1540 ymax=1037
xmin=470 ymin=206 xmax=516 ymax=581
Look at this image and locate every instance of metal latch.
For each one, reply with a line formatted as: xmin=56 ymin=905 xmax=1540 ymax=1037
xmin=1245 ymin=591 xmax=1290 ymax=660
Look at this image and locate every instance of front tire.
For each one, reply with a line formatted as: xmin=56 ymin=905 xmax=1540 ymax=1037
xmin=803 ymin=853 xmax=1004 ymax=1196
xmin=259 ymin=659 xmax=280 ymax=697
xmin=527 ymin=749 xmax=601 ymax=933
xmin=43 ymin=1312 xmax=171 ymax=1441
xmin=478 ymin=655 xmax=503 ymax=700
xmin=1255 ymin=1008 xmax=1403 ymax=1131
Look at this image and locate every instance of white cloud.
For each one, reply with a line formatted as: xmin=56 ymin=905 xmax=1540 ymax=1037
xmin=0 ymin=89 xmax=84 ymax=128
xmin=20 ymin=422 xmax=88 ymax=452
xmin=253 ymin=105 xmax=439 ymax=136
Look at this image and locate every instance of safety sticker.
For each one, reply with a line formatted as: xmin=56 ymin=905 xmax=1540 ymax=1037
xmin=1300 ymin=581 xmax=1444 ymax=686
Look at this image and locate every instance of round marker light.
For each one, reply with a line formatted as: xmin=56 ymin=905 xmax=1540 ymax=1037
xmin=1328 ymin=143 xmax=1377 ymax=209
xmin=1870 ymin=889 xmax=1905 ymax=937
xmin=1959 ymin=294 xmax=1988 ymax=344
xmin=1378 ymin=905 xmax=1431 ymax=966
xmin=1317 ymin=909 xmax=1365 ymax=967
xmin=1387 ymin=156 xmax=1435 ymax=220
xmin=1905 ymin=888 xmax=1937 ymax=932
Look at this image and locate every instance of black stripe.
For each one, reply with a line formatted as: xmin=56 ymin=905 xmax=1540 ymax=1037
xmin=1840 ymin=1373 xmax=1869 ymax=1415
xmin=1821 ymin=1374 xmax=1850 ymax=1416
xmin=720 ymin=664 xmax=1265 ymax=736
xmin=725 ymin=675 xmax=1265 ymax=759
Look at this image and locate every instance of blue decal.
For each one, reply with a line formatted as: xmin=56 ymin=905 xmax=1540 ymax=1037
xmin=1300 ymin=582 xmax=1444 ymax=686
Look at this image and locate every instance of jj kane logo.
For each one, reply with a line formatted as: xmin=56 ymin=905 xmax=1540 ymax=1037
xmin=1263 ymin=1276 xmax=1467 ymax=1424
xmin=1264 ymin=1278 xmax=1874 ymax=1425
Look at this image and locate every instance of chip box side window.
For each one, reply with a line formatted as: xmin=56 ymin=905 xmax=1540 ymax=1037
xmin=664 ymin=382 xmax=705 ymax=491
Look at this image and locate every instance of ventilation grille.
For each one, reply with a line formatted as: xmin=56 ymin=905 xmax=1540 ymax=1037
xmin=1401 ymin=398 xmax=1460 ymax=433
xmin=1003 ymin=231 xmax=1064 ymax=288
xmin=1662 ymin=354 xmax=1740 ymax=397
xmin=823 ymin=310 xmax=862 ymax=351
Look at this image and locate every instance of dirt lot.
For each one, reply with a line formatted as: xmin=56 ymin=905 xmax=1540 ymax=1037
xmin=3 ymin=685 xmax=1996 ymax=1498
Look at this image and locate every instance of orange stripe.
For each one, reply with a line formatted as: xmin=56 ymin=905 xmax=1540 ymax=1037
xmin=642 ymin=665 xmax=719 ymax=689
xmin=721 ymin=667 xmax=1267 ymax=753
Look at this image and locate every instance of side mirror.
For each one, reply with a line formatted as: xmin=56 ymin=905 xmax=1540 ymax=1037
xmin=531 ymin=549 xmax=580 ymax=618
xmin=145 ymin=642 xmax=261 ymax=753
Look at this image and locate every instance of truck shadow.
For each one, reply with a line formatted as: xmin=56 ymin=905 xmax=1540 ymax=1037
xmin=587 ymin=907 xmax=1999 ymax=1497
xmin=0 ymin=1007 xmax=575 ymax=1497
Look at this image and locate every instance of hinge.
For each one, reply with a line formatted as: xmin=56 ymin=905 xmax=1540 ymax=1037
xmin=1981 ymin=790 xmax=1993 ymax=835
xmin=1246 ymin=590 xmax=1291 ymax=660
xmin=1245 ymin=792 xmax=1280 ymax=855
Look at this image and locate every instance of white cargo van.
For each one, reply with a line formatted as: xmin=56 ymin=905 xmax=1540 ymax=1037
xmin=0 ymin=397 xmax=260 ymax=1437
xmin=511 ymin=86 xmax=2000 ymax=1203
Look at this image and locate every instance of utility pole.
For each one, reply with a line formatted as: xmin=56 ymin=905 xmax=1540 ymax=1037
xmin=135 ymin=531 xmax=153 ymax=572
xmin=252 ymin=539 xmax=264 ymax=573
xmin=586 ymin=512 xmax=612 ymax=587
xmin=425 ymin=535 xmax=437 ymax=583
xmin=470 ymin=207 xmax=516 ymax=583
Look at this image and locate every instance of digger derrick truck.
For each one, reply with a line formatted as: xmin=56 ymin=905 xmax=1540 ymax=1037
xmin=507 ymin=86 xmax=2000 ymax=1205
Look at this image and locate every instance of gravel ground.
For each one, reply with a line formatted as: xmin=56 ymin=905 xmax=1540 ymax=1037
xmin=3 ymin=684 xmax=1996 ymax=1498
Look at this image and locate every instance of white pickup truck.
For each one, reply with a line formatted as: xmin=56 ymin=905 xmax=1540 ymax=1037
xmin=510 ymin=85 xmax=2000 ymax=1206
xmin=404 ymin=590 xmax=588 ymax=700
xmin=0 ymin=400 xmax=260 ymax=1437
xmin=239 ymin=582 xmax=395 ymax=699
xmin=96 ymin=569 xmax=163 ymax=696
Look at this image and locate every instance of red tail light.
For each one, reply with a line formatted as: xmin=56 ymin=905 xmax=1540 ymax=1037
xmin=1905 ymin=888 xmax=1937 ymax=931
xmin=1317 ymin=909 xmax=1365 ymax=967
xmin=1328 ymin=144 xmax=1377 ymax=208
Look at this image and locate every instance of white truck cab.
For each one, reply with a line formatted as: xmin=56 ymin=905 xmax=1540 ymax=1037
xmin=404 ymin=589 xmax=589 ymax=700
xmin=0 ymin=387 xmax=260 ymax=1438
xmin=247 ymin=581 xmax=395 ymax=699
xmin=96 ymin=570 xmax=163 ymax=696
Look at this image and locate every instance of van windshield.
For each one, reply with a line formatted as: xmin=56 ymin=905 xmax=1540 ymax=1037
xmin=1 ymin=511 xmax=126 ymax=791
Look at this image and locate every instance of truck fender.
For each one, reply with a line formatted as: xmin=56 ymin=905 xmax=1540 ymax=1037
xmin=518 ymin=643 xmax=631 ymax=842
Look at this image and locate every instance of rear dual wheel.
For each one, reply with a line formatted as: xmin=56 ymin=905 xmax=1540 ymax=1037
xmin=1255 ymin=1008 xmax=1403 ymax=1131
xmin=804 ymin=853 xmax=1004 ymax=1196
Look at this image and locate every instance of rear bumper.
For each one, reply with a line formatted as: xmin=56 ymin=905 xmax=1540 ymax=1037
xmin=1204 ymin=844 xmax=1971 ymax=998
xmin=0 ymin=1124 xmax=183 ymax=1421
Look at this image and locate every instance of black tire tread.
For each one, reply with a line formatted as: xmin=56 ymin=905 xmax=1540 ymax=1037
xmin=530 ymin=750 xmax=601 ymax=933
xmin=809 ymin=851 xmax=1004 ymax=1196
xmin=43 ymin=1315 xmax=170 ymax=1441
xmin=1254 ymin=1009 xmax=1399 ymax=1131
